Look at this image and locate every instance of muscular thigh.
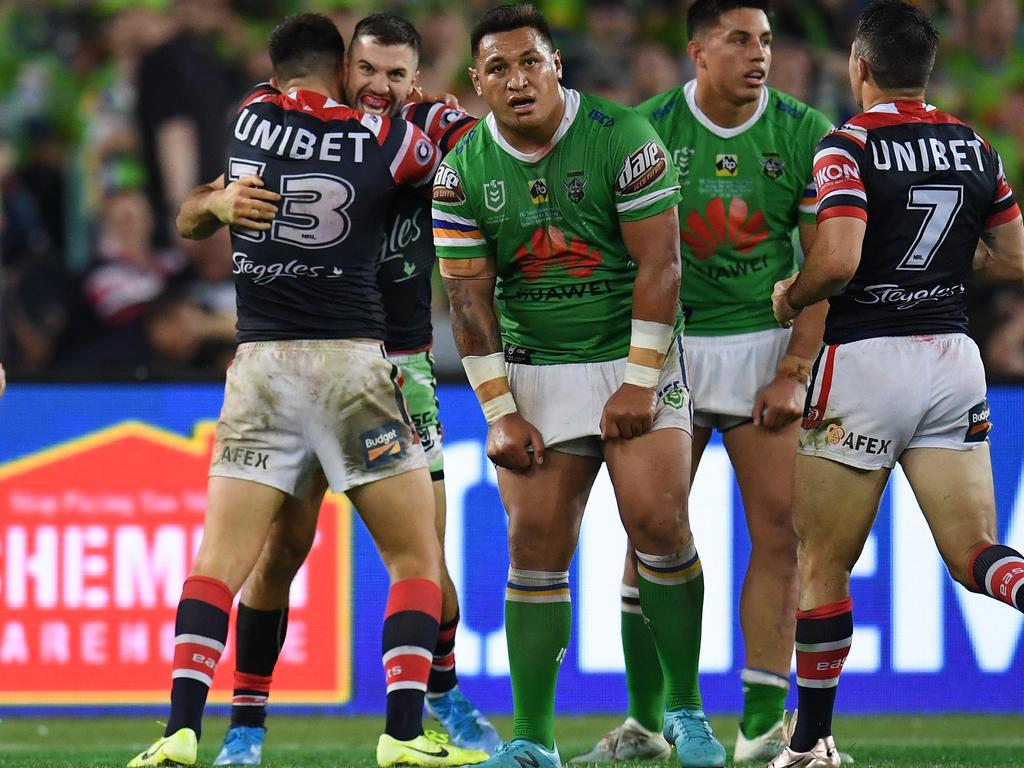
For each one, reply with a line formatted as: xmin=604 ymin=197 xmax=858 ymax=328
xmin=604 ymin=427 xmax=691 ymax=553
xmin=724 ymin=420 xmax=799 ymax=537
xmin=497 ymin=450 xmax=602 ymax=570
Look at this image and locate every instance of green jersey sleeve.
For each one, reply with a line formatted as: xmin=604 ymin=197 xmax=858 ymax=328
xmin=432 ymin=157 xmax=490 ymax=261
xmin=796 ymin=107 xmax=834 ymax=226
xmin=611 ymin=111 xmax=682 ymax=222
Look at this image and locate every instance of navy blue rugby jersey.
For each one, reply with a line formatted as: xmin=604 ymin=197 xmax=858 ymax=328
xmin=813 ymin=100 xmax=1020 ymax=344
xmin=377 ymin=101 xmax=477 ymax=354
xmin=227 ymin=84 xmax=440 ymax=342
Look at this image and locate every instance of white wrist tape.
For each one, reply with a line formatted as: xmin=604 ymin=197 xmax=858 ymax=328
xmin=624 ymin=319 xmax=673 ymax=388
xmin=462 ymin=353 xmax=517 ymax=423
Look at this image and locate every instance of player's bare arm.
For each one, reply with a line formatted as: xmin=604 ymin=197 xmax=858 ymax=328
xmin=753 ymin=222 xmax=828 ymax=430
xmin=441 ymin=256 xmax=545 ymax=471
xmin=602 ymin=207 xmax=681 ymax=441
xmin=976 ymin=215 xmax=1024 ymax=281
xmin=773 ymin=216 xmax=866 ymax=327
xmin=176 ymin=174 xmax=280 ymax=240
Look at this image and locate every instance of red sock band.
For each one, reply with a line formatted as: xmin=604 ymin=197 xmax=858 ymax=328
xmin=385 ymin=578 xmax=441 ymax=621
xmin=796 ymin=597 xmax=853 ymax=620
xmin=182 ymin=575 xmax=234 ymax=613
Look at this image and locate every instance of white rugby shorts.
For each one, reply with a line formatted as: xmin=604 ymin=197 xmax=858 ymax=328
xmin=798 ymin=333 xmax=991 ymax=470
xmin=209 ymin=339 xmax=426 ymax=495
xmin=507 ymin=336 xmax=693 ymax=457
xmin=686 ymin=327 xmax=792 ymax=431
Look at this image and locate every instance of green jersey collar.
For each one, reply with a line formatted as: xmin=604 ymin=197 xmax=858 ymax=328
xmin=484 ymin=87 xmax=581 ymax=164
xmin=684 ymin=79 xmax=769 ymax=139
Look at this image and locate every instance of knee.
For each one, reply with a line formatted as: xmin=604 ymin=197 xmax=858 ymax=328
xmin=797 ymin=539 xmax=850 ymax=584
xmin=748 ymin=506 xmax=798 ymax=562
xmin=508 ymin=522 xmax=574 ymax=570
xmin=943 ymin=537 xmax=995 ymax=590
xmin=625 ymin=514 xmax=688 ymax=555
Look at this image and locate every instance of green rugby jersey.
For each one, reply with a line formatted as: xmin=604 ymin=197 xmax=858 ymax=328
xmin=637 ymin=82 xmax=832 ymax=335
xmin=432 ymin=89 xmax=682 ymax=364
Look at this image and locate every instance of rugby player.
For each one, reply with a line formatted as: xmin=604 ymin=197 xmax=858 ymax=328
xmin=575 ymin=2 xmax=832 ymax=762
xmin=129 ymin=14 xmax=488 ymax=768
xmin=177 ymin=14 xmax=499 ymax=767
xmin=434 ymin=5 xmax=725 ymax=768
xmin=771 ymin=2 xmax=1024 ymax=765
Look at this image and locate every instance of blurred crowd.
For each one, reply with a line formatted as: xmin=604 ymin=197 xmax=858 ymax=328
xmin=2 ymin=0 xmax=1024 ymax=380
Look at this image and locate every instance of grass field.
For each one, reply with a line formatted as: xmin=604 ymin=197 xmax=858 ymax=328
xmin=1 ymin=714 xmax=1023 ymax=768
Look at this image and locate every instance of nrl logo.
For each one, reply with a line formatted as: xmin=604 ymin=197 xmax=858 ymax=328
xmin=672 ymin=147 xmax=695 ymax=178
xmin=484 ymin=179 xmax=506 ymax=212
xmin=564 ymin=171 xmax=588 ymax=204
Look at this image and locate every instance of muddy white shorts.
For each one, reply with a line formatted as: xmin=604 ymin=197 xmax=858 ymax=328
xmin=507 ymin=336 xmax=692 ymax=458
xmin=798 ymin=333 xmax=991 ymax=470
xmin=686 ymin=327 xmax=793 ymax=431
xmin=210 ymin=339 xmax=426 ymax=495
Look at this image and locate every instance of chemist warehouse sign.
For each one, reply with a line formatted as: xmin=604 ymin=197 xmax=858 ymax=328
xmin=0 ymin=420 xmax=351 ymax=706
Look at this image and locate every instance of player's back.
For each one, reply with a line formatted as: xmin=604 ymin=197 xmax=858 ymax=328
xmin=226 ymin=84 xmax=438 ymax=343
xmin=814 ymin=100 xmax=1017 ymax=344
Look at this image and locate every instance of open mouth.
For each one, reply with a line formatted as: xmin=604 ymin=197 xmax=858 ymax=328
xmin=360 ymin=94 xmax=391 ymax=113
xmin=508 ymin=95 xmax=536 ymax=114
xmin=743 ymin=69 xmax=766 ymax=86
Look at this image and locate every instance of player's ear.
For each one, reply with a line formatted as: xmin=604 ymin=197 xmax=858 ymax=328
xmin=469 ymin=67 xmax=482 ymax=96
xmin=553 ymin=49 xmax=562 ymax=80
xmin=687 ymin=39 xmax=702 ymax=68
xmin=269 ymin=75 xmax=280 ymax=91
xmin=857 ymin=56 xmax=871 ymax=86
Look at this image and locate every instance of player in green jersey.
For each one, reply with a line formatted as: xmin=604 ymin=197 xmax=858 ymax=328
xmin=574 ymin=2 xmax=833 ymax=764
xmin=433 ymin=5 xmax=725 ymax=768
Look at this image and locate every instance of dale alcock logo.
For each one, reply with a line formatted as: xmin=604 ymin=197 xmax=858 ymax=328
xmin=0 ymin=421 xmax=351 ymax=706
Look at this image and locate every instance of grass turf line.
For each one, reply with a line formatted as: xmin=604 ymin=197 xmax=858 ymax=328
xmin=0 ymin=715 xmax=1022 ymax=767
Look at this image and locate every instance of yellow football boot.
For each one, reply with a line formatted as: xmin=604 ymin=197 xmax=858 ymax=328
xmin=127 ymin=727 xmax=198 ymax=767
xmin=377 ymin=729 xmax=489 ymax=767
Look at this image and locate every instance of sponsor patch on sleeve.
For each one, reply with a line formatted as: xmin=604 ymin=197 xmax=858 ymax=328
xmin=361 ymin=421 xmax=405 ymax=468
xmin=616 ymin=140 xmax=668 ymax=196
xmin=432 ymin=163 xmax=465 ymax=204
xmin=965 ymin=399 xmax=992 ymax=443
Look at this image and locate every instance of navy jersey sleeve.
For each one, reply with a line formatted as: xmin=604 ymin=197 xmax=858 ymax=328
xmin=359 ymin=113 xmax=441 ymax=188
xmin=235 ymin=82 xmax=279 ymax=113
xmin=401 ymin=102 xmax=479 ymax=156
xmin=814 ymin=123 xmax=869 ymax=224
xmin=986 ymin=146 xmax=1021 ymax=228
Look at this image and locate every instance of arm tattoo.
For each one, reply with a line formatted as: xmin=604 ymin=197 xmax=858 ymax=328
xmin=444 ymin=277 xmax=502 ymax=356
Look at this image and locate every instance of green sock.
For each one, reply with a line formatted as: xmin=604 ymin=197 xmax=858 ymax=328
xmin=620 ymin=584 xmax=664 ymax=732
xmin=505 ymin=568 xmax=571 ymax=750
xmin=740 ymin=669 xmax=789 ymax=738
xmin=635 ymin=544 xmax=704 ymax=712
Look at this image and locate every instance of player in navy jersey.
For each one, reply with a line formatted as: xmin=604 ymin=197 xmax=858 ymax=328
xmin=770 ymin=2 xmax=1024 ymax=765
xmin=175 ymin=14 xmax=497 ymax=768
xmin=130 ymin=14 xmax=489 ymax=768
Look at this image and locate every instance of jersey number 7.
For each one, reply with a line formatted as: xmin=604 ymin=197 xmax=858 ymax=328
xmin=898 ymin=184 xmax=964 ymax=271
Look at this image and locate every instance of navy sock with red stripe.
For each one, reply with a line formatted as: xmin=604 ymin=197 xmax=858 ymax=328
xmin=383 ymin=579 xmax=441 ymax=740
xmin=792 ymin=598 xmax=853 ymax=753
xmin=427 ymin=611 xmax=459 ymax=695
xmin=229 ymin=604 xmax=289 ymax=729
xmin=971 ymin=544 xmax=1024 ymax=611
xmin=166 ymin=576 xmax=234 ymax=739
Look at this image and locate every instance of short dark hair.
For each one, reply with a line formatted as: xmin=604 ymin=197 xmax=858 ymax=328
xmin=687 ymin=0 xmax=772 ymax=41
xmin=268 ymin=13 xmax=345 ymax=83
xmin=854 ymin=0 xmax=939 ymax=91
xmin=470 ymin=4 xmax=554 ymax=58
xmin=352 ymin=13 xmax=422 ymax=61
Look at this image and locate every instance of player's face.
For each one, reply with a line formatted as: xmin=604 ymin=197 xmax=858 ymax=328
xmin=688 ymin=8 xmax=772 ymax=105
xmin=471 ymin=27 xmax=563 ymax=134
xmin=344 ymin=36 xmax=419 ymax=118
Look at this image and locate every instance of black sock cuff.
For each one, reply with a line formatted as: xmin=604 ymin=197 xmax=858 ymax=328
xmin=970 ymin=544 xmax=1023 ymax=592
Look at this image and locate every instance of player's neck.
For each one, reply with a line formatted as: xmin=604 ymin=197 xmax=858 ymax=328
xmin=276 ymin=77 xmax=342 ymax=104
xmin=494 ymin=87 xmax=567 ymax=154
xmin=693 ymin=79 xmax=761 ymax=129
xmin=861 ymin=86 xmax=926 ymax=113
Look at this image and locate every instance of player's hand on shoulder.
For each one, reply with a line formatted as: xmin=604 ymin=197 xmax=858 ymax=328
xmin=409 ymin=85 xmax=461 ymax=110
xmin=753 ymin=375 xmax=805 ymax=431
xmin=772 ymin=274 xmax=801 ymax=328
xmin=212 ymin=175 xmax=280 ymax=230
xmin=487 ymin=413 xmax=546 ymax=471
xmin=601 ymin=384 xmax=656 ymax=441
